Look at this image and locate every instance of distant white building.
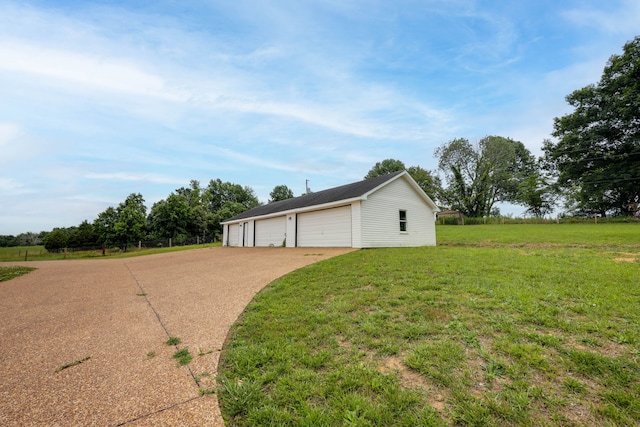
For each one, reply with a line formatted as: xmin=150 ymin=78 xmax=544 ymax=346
xmin=222 ymin=171 xmax=439 ymax=248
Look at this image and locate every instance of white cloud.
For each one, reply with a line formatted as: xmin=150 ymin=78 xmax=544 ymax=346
xmin=562 ymin=0 xmax=640 ymax=35
xmin=0 ymin=177 xmax=36 ymax=196
xmin=0 ymin=122 xmax=49 ymax=168
xmin=0 ymin=40 xmax=187 ymax=101
xmin=84 ymin=172 xmax=185 ymax=185
xmin=0 ymin=122 xmax=21 ymax=146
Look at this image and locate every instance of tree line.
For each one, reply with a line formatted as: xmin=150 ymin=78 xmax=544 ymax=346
xmin=32 ymin=179 xmax=300 ymax=252
xmin=3 ymin=36 xmax=638 ymax=249
xmin=36 ymin=180 xmax=276 ymax=252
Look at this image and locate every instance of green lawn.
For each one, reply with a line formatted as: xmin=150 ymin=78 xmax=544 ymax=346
xmin=218 ymin=224 xmax=640 ymax=426
xmin=0 ymin=243 xmax=220 ymax=262
xmin=0 ymin=266 xmax=36 ymax=281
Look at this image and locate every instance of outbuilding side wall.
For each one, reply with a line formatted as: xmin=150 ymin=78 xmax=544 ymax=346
xmin=360 ymin=177 xmax=436 ymax=247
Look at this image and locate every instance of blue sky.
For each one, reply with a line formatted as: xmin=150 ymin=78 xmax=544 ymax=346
xmin=1 ymin=0 xmax=639 ymax=234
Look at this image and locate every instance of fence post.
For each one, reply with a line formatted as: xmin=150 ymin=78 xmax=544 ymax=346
xmin=24 ymin=250 xmax=28 ymax=262
xmin=169 ymin=238 xmax=172 ymax=248
xmin=138 ymin=240 xmax=141 ymax=250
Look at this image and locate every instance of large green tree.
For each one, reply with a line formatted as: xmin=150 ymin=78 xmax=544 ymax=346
xmin=516 ymin=172 xmax=556 ymax=218
xmin=269 ymin=185 xmax=294 ymax=203
xmin=148 ymin=194 xmax=192 ymax=241
xmin=544 ymin=36 xmax=640 ymax=217
xmin=114 ymin=193 xmax=147 ymax=251
xmin=94 ymin=193 xmax=147 ymax=251
xmin=174 ymin=180 xmax=215 ymax=240
xmin=43 ymin=228 xmax=68 ymax=252
xmin=68 ymin=220 xmax=98 ymax=248
xmin=435 ymin=136 xmax=537 ymax=217
xmin=203 ymin=179 xmax=260 ymax=237
xmin=94 ymin=206 xmax=118 ymax=247
xmin=364 ymin=159 xmax=407 ymax=179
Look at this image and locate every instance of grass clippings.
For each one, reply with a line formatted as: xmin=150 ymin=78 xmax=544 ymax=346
xmin=218 ymin=223 xmax=640 ymax=426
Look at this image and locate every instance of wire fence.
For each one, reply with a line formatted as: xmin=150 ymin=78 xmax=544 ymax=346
xmin=437 ymin=216 xmax=640 ymax=225
xmin=46 ymin=235 xmax=218 ymax=253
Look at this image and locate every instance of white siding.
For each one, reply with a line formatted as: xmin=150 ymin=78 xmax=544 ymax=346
xmin=297 ymin=205 xmax=352 ymax=247
xmin=360 ymin=176 xmax=436 ymax=247
xmin=350 ymin=201 xmax=362 ymax=248
xmin=255 ymin=216 xmax=286 ymax=247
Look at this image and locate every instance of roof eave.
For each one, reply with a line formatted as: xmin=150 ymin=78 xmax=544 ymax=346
xmin=221 ymin=196 xmax=364 ymax=224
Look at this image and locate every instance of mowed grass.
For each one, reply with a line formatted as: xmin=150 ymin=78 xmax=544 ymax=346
xmin=0 ymin=243 xmax=220 ymax=262
xmin=218 ymin=224 xmax=640 ymax=426
xmin=0 ymin=266 xmax=36 ymax=281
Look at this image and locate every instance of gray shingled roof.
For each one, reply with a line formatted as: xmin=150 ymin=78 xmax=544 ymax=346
xmin=224 ymin=171 xmax=405 ymax=222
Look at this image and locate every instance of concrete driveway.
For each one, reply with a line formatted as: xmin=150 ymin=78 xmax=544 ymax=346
xmin=0 ymin=247 xmax=354 ymax=426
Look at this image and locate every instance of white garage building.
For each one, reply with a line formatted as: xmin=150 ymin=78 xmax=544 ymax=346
xmin=222 ymin=171 xmax=439 ymax=248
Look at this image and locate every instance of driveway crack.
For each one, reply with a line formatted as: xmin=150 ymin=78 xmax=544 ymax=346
xmin=123 ymin=263 xmax=203 ymax=388
xmin=114 ymin=396 xmax=202 ymax=426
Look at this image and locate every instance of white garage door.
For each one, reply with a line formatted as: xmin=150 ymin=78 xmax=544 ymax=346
xmin=255 ymin=216 xmax=286 ymax=247
xmin=297 ymin=205 xmax=352 ymax=247
xmin=227 ymin=224 xmax=240 ymax=246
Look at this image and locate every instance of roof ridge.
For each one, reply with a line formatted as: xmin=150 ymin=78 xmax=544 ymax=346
xmin=223 ymin=170 xmax=405 ymax=222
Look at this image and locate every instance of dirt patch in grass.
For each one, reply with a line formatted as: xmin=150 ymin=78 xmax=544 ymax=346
xmin=378 ymin=356 xmax=429 ymax=389
xmin=604 ymin=250 xmax=639 ymax=262
xmin=613 ymin=257 xmax=637 ymax=262
xmin=377 ymin=355 xmax=449 ymax=416
xmin=565 ymin=402 xmax=599 ymax=426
